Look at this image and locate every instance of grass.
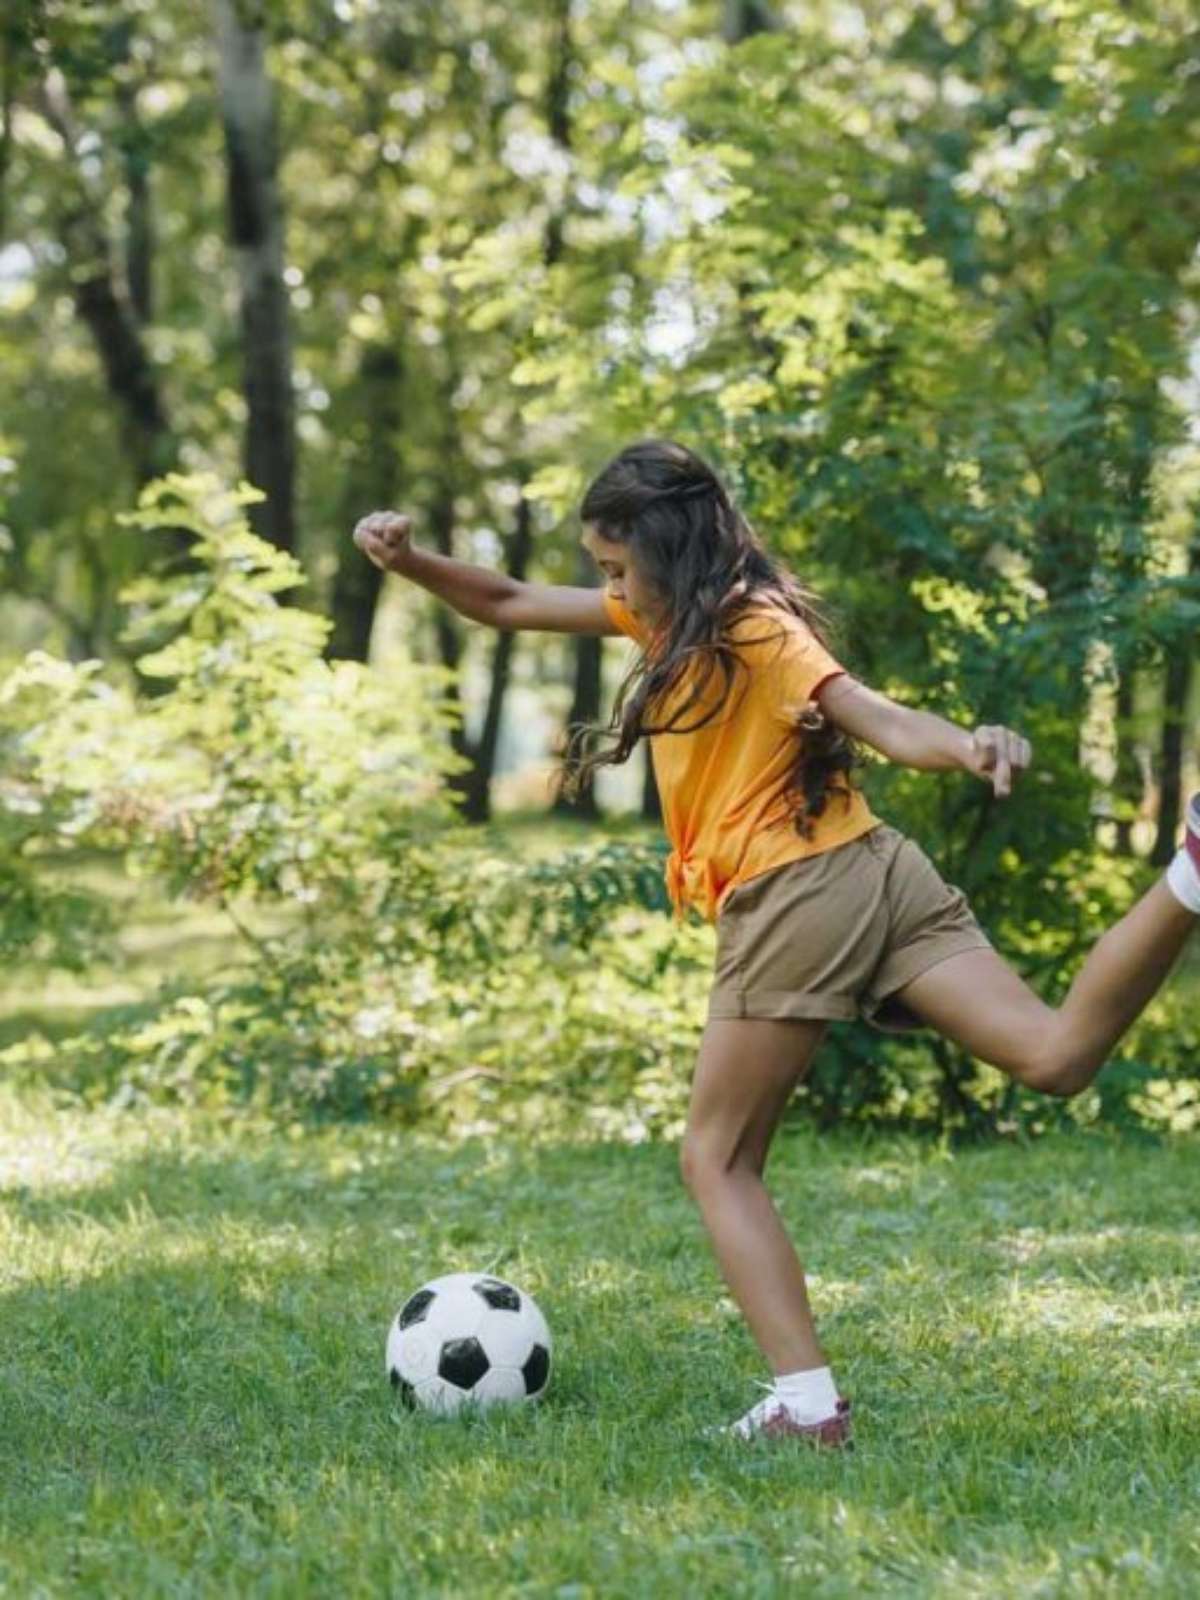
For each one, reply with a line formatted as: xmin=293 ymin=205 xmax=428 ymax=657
xmin=3 ymin=1082 xmax=1199 ymax=1597
xmin=4 ymin=809 xmax=1200 ymax=1594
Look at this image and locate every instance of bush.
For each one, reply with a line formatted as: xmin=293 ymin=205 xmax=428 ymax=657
xmin=1 ymin=472 xmax=1193 ymax=1144
xmin=0 ymin=475 xmax=704 ymax=1135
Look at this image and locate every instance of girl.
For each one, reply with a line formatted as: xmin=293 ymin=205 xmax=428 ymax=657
xmin=353 ymin=438 xmax=1200 ymax=1450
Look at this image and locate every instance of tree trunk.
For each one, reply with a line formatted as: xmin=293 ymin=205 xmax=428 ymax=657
xmin=642 ymin=742 xmax=662 ymax=824
xmin=425 ymin=470 xmax=474 ymax=811
xmin=1 ymin=9 xmax=22 ymax=245
xmin=326 ymin=343 xmax=401 ymax=661
xmin=1112 ymin=666 xmax=1139 ymax=856
xmin=39 ymin=67 xmax=174 ymax=485
xmin=542 ymin=0 xmax=604 ymax=820
xmin=423 ymin=463 xmax=540 ymax=826
xmin=551 ymin=542 xmax=604 ymax=821
xmin=116 ymin=84 xmax=154 ymax=323
xmin=109 ymin=17 xmax=154 ymax=323
xmin=1150 ymin=525 xmax=1200 ymax=866
xmin=416 ymin=417 xmax=539 ymax=824
xmin=212 ymin=0 xmax=295 ymax=553
xmin=541 ymin=0 xmax=571 ymax=272
xmin=1112 ymin=409 xmax=1155 ymax=855
xmin=722 ymin=0 xmax=781 ymax=43
xmin=462 ymin=494 xmax=536 ymax=822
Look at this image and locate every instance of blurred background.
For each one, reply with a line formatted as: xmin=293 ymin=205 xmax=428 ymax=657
xmin=4 ymin=0 xmax=1196 ymax=829
xmin=3 ymin=0 xmax=1200 ymax=1137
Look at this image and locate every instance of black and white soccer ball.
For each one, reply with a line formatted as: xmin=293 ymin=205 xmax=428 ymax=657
xmin=386 ymin=1272 xmax=552 ymax=1415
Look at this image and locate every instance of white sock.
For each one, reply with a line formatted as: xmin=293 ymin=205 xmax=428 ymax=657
xmin=1166 ymin=849 xmax=1200 ymax=915
xmin=772 ymin=1364 xmax=840 ymax=1424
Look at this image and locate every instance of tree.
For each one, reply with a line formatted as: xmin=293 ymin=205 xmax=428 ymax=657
xmin=36 ymin=59 xmax=175 ymax=487
xmin=211 ymin=0 xmax=295 ymax=552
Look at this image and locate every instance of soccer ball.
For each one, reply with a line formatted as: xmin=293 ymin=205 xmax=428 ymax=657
xmin=386 ymin=1271 xmax=552 ymax=1415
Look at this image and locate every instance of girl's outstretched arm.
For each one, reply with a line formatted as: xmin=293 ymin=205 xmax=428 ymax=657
xmin=352 ymin=509 xmax=619 ymax=634
xmin=816 ymin=675 xmax=1032 ymax=798
xmin=353 ymin=510 xmax=512 ymax=624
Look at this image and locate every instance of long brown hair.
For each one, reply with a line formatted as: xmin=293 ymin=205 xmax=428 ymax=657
xmin=554 ymin=437 xmax=862 ymax=834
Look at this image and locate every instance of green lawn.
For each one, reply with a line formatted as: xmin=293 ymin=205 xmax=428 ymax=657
xmin=3 ymin=1080 xmax=1198 ymax=1597
xmin=4 ymin=812 xmax=1199 ymax=1594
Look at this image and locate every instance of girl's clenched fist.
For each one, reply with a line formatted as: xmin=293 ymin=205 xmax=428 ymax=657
xmin=353 ymin=511 xmax=414 ymax=573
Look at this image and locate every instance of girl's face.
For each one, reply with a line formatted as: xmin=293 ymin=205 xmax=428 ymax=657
xmin=581 ymin=524 xmax=667 ymax=629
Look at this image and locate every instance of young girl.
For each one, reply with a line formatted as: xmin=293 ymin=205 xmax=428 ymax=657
xmin=353 ymin=437 xmax=1200 ymax=1450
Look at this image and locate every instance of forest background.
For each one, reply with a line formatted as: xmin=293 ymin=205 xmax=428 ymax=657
xmin=3 ymin=0 xmax=1200 ymax=1141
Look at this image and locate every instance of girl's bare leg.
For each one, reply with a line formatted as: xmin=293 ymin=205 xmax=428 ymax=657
xmin=680 ymin=1017 xmax=829 ymax=1374
xmin=894 ymin=879 xmax=1196 ymax=1094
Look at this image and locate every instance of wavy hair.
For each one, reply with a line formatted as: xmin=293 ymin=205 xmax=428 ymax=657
xmin=553 ymin=437 xmax=862 ymax=834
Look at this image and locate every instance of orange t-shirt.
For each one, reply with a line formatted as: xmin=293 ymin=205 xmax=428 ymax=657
xmin=602 ymin=591 xmax=879 ymax=924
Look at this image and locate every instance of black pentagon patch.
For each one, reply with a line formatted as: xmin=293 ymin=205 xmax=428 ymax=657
xmin=472 ymin=1276 xmax=520 ymax=1312
xmin=439 ymin=1336 xmax=490 ymax=1389
xmin=389 ymin=1368 xmax=418 ymax=1410
xmin=523 ymin=1342 xmax=550 ymax=1395
xmin=398 ymin=1289 xmax=435 ymax=1329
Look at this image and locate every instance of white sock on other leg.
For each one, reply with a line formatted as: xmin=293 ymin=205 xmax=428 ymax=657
xmin=772 ymin=1364 xmax=841 ymax=1424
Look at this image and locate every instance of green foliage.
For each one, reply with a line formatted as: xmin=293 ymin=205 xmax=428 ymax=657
xmin=5 ymin=5 xmax=1200 ymax=1139
xmin=456 ymin=3 xmax=1200 ymax=1135
xmin=0 ymin=654 xmax=115 ymax=970
xmin=0 ymin=474 xmax=703 ymax=1131
xmin=1 ymin=471 xmax=1196 ymax=1141
xmin=3 ymin=0 xmax=702 ymax=646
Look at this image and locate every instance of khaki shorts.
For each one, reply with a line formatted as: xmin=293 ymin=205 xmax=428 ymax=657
xmin=707 ymin=822 xmax=993 ymax=1033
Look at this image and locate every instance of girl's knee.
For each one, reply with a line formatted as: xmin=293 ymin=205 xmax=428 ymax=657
xmin=679 ymin=1135 xmax=760 ymax=1191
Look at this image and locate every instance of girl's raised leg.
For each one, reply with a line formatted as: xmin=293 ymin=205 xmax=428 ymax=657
xmin=680 ymin=1016 xmax=829 ymax=1374
xmin=891 ymin=879 xmax=1196 ymax=1095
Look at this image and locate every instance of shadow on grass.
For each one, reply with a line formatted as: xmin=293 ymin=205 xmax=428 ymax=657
xmin=3 ymin=1114 xmax=1200 ymax=1600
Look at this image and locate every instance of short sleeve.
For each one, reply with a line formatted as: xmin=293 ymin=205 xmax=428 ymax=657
xmin=763 ymin=618 xmax=846 ymax=725
xmin=602 ymin=590 xmax=650 ymax=645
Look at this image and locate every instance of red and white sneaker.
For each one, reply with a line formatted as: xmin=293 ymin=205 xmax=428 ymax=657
xmin=704 ymin=1380 xmax=854 ymax=1447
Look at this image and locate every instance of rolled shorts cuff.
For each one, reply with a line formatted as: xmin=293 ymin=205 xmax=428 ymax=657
xmin=706 ymin=989 xmax=859 ymax=1024
xmin=861 ymin=932 xmax=994 ymax=1030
